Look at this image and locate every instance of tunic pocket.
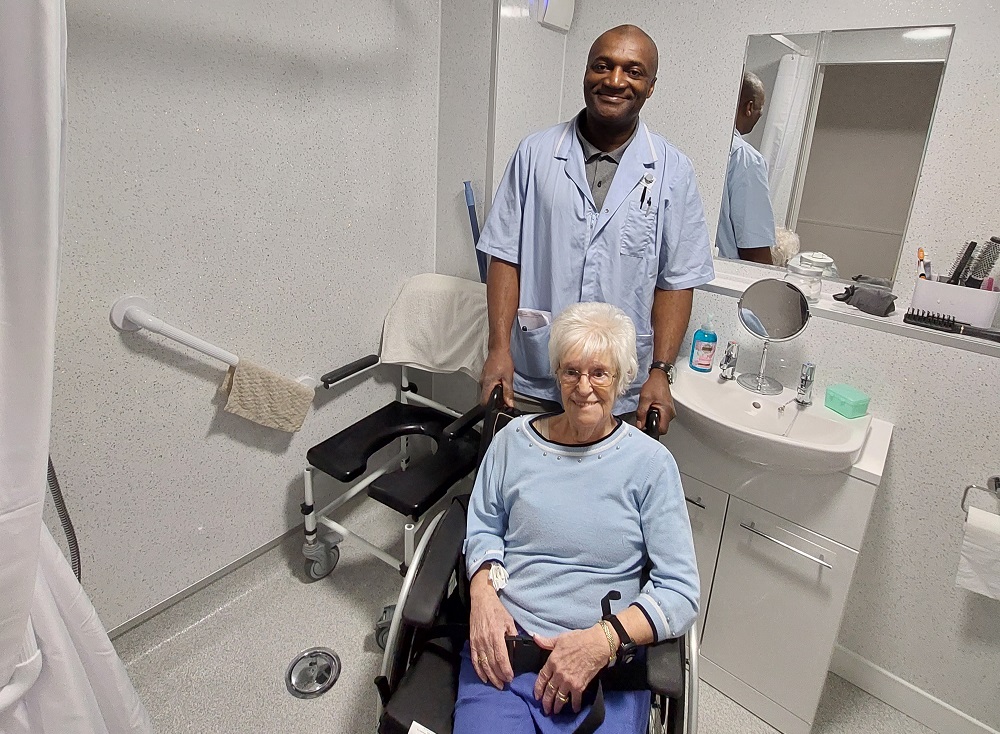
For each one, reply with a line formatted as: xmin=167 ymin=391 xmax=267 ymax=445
xmin=511 ymin=313 xmax=553 ymax=379
xmin=621 ymin=201 xmax=656 ymax=258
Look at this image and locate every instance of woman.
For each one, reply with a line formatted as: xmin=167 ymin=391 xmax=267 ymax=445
xmin=456 ymin=302 xmax=699 ymax=733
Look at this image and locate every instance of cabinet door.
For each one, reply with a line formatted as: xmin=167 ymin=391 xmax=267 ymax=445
xmin=680 ymin=474 xmax=728 ymax=636
xmin=699 ymin=498 xmax=858 ymax=723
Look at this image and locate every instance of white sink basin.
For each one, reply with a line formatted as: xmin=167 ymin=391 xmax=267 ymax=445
xmin=670 ymin=366 xmax=872 ymax=474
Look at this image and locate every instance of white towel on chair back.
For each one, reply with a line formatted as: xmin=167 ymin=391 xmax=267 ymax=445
xmin=380 ymin=273 xmax=488 ymax=378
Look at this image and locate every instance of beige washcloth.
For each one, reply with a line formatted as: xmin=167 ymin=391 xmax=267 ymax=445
xmin=380 ymin=273 xmax=488 ymax=378
xmin=220 ymin=360 xmax=315 ymax=432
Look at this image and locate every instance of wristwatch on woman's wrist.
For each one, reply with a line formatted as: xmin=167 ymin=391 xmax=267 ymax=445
xmin=602 ymin=614 xmax=638 ymax=666
xmin=488 ymin=562 xmax=508 ymax=592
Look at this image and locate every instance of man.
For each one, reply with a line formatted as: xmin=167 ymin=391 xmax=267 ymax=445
xmin=476 ymin=25 xmax=715 ymax=432
xmin=716 ymin=71 xmax=776 ymax=264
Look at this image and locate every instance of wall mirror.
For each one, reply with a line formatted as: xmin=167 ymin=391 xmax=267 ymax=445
xmin=716 ymin=25 xmax=954 ymax=283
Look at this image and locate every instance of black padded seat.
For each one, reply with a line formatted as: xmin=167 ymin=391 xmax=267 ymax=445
xmin=378 ymin=641 xmax=458 ymax=734
xmin=306 ymin=401 xmax=458 ymax=482
xmin=368 ymin=434 xmax=479 ymax=517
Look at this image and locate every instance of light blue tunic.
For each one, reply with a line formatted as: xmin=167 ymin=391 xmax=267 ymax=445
xmin=716 ymin=130 xmax=777 ymax=259
xmin=477 ymin=117 xmax=715 ymax=412
xmin=465 ymin=415 xmax=700 ymax=641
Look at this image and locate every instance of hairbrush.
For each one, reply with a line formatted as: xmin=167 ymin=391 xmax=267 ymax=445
xmin=903 ymin=308 xmax=1000 ymax=343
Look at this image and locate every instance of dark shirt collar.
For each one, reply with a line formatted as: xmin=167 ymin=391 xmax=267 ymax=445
xmin=575 ymin=111 xmax=638 ymax=164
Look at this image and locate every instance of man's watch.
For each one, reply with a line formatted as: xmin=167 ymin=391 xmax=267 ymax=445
xmin=649 ymin=360 xmax=675 ymax=384
xmin=603 ymin=614 xmax=638 ymax=666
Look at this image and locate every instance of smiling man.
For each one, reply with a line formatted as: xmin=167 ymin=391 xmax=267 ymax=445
xmin=477 ymin=25 xmax=715 ymax=432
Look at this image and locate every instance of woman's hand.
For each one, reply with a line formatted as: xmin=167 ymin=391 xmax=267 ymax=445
xmin=532 ymin=626 xmax=611 ymax=715
xmin=469 ymin=570 xmax=516 ymax=689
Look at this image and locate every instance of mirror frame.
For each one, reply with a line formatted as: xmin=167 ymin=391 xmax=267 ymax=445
xmin=737 ymin=278 xmax=812 ymax=342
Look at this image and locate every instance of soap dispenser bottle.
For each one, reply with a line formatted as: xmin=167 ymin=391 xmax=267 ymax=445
xmin=689 ymin=315 xmax=718 ymax=373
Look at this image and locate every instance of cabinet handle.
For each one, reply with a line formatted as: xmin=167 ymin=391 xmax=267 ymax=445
xmin=685 ymin=496 xmax=706 ymax=510
xmin=740 ymin=522 xmax=833 ymax=569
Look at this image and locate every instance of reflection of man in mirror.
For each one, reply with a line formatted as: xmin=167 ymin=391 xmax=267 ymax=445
xmin=476 ymin=25 xmax=715 ymax=433
xmin=716 ymin=71 xmax=776 ymax=264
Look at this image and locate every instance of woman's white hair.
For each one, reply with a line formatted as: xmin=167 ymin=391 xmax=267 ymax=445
xmin=548 ymin=302 xmax=639 ymax=397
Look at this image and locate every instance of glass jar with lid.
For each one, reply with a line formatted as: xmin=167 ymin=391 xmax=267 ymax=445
xmin=784 ymin=261 xmax=823 ymax=303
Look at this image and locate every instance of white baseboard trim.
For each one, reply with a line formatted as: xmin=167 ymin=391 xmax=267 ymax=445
xmin=830 ymin=645 xmax=999 ymax=734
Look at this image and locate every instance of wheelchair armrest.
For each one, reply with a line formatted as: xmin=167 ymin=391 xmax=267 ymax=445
xmin=401 ymin=498 xmax=468 ymax=628
xmin=443 ymin=402 xmax=485 ymax=439
xmin=320 ymin=354 xmax=379 ymax=389
xmin=645 ymin=636 xmax=685 ymax=699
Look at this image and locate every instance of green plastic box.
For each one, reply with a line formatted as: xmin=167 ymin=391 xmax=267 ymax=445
xmin=824 ymin=383 xmax=870 ymax=419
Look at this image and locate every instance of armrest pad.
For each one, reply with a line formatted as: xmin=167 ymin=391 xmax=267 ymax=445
xmin=444 ymin=403 xmax=485 ymax=439
xmin=320 ymin=354 xmax=379 ymax=388
xmin=644 ymin=637 xmax=684 ymax=699
xmin=401 ymin=499 xmax=468 ymax=627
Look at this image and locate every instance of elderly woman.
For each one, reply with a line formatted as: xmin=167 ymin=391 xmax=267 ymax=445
xmin=455 ymin=302 xmax=699 ymax=733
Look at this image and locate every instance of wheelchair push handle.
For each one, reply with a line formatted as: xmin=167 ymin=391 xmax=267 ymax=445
xmin=644 ymin=408 xmax=660 ymax=438
xmin=443 ymin=384 xmax=506 ymax=438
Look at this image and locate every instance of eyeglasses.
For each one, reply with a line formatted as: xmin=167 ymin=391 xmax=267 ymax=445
xmin=557 ymin=368 xmax=616 ymax=388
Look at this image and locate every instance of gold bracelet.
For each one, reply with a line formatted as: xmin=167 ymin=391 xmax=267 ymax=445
xmin=598 ymin=620 xmax=617 ymax=667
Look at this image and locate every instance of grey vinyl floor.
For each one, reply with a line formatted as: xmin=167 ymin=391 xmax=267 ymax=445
xmin=114 ymin=500 xmax=934 ymax=734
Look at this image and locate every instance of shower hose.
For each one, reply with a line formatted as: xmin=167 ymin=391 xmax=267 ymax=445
xmin=47 ymin=456 xmax=81 ymax=582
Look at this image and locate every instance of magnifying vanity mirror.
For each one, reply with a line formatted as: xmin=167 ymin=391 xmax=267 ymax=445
xmin=737 ymin=279 xmax=811 ymax=394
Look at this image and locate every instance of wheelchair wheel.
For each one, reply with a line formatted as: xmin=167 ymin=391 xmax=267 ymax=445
xmin=306 ymin=545 xmax=340 ymax=581
xmin=374 ymin=604 xmax=395 ymax=650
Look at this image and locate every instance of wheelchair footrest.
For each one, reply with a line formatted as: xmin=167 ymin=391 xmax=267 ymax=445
xmin=368 ymin=434 xmax=479 ymax=517
xmin=378 ymin=641 xmax=458 ymax=734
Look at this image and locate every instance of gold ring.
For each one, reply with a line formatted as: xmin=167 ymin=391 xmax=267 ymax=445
xmin=546 ymin=682 xmax=558 ymax=692
xmin=556 ymin=692 xmax=570 ymax=702
xmin=477 ymin=653 xmax=489 ymax=664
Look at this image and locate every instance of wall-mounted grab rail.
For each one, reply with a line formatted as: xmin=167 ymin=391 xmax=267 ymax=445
xmin=109 ymin=295 xmax=319 ymax=387
xmin=110 ymin=296 xmax=239 ymax=365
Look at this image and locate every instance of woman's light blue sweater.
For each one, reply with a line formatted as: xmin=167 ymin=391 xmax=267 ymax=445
xmin=465 ymin=415 xmax=699 ymax=640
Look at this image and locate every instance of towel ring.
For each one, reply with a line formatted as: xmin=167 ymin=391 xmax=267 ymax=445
xmin=961 ymin=477 xmax=1000 ymax=517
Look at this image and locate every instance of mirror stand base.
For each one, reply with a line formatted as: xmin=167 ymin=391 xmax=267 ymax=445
xmin=737 ymin=372 xmax=784 ymax=396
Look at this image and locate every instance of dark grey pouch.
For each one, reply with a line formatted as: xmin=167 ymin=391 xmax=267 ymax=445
xmin=852 ymin=274 xmax=893 ymax=289
xmin=834 ymin=284 xmax=897 ymax=316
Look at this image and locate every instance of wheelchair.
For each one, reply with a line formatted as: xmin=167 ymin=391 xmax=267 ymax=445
xmin=373 ymin=387 xmax=700 ymax=734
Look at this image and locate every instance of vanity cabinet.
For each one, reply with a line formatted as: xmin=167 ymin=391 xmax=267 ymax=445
xmin=664 ymin=419 xmax=892 ymax=734
xmin=699 ymin=498 xmax=859 ymax=724
xmin=680 ymin=474 xmax=728 ymax=635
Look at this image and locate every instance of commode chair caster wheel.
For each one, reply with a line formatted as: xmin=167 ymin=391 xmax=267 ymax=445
xmin=375 ymin=604 xmax=395 ymax=650
xmin=303 ymin=536 xmax=340 ymax=581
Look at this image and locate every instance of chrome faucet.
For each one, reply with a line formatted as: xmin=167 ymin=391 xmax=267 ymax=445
xmin=796 ymin=363 xmax=816 ymax=405
xmin=719 ymin=341 xmax=739 ymax=380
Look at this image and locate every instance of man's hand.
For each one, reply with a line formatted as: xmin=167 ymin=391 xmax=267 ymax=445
xmin=531 ymin=627 xmax=609 ymax=715
xmin=480 ymin=348 xmax=515 ymax=408
xmin=636 ymin=368 xmax=675 ymax=434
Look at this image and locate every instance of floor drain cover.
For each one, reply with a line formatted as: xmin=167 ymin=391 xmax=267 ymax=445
xmin=285 ymin=647 xmax=341 ymax=699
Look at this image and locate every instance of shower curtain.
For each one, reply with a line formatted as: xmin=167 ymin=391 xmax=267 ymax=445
xmin=0 ymin=2 xmax=151 ymax=731
xmin=759 ymin=52 xmax=816 ymax=228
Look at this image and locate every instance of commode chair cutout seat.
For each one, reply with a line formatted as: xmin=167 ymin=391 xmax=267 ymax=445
xmin=306 ymin=401 xmax=480 ymax=519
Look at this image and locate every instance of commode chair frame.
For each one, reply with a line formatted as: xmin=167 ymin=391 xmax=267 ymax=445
xmin=301 ymin=355 xmax=474 ymax=586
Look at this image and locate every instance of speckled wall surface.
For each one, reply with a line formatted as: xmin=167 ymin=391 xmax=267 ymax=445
xmin=554 ymin=2 xmax=1000 ymax=726
xmin=434 ymin=0 xmax=493 ymax=281
xmin=53 ymin=0 xmax=441 ymax=629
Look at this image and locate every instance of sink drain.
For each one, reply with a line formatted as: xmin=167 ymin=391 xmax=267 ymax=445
xmin=285 ymin=647 xmax=341 ymax=699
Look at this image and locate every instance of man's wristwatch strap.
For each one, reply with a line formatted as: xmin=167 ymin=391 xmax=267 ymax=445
xmin=650 ymin=360 xmax=675 ymax=384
